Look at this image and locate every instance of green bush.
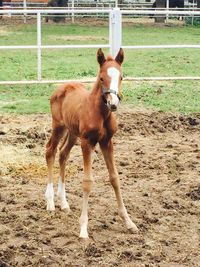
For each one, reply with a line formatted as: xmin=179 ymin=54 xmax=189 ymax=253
xmin=185 ymin=16 xmax=200 ymax=26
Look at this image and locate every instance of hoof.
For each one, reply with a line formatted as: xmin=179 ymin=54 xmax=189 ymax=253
xmin=79 ymin=225 xmax=89 ymax=239
xmin=79 ymin=232 xmax=89 ymax=239
xmin=46 ymin=203 xmax=55 ymax=211
xmin=47 ymin=201 xmax=55 ymax=211
xmin=128 ymin=223 xmax=139 ymax=233
xmin=60 ymin=200 xmax=70 ymax=212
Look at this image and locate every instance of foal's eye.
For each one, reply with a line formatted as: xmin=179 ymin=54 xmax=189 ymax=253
xmin=100 ymin=77 xmax=103 ymax=82
xmin=121 ymin=76 xmax=123 ymax=81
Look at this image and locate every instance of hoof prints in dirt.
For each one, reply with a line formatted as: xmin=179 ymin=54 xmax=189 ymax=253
xmin=187 ymin=185 xmax=200 ymax=201
xmin=118 ymin=112 xmax=200 ymax=137
xmin=0 ymin=110 xmax=200 ymax=266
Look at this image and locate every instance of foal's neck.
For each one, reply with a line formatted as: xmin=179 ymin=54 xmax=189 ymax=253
xmin=91 ymin=78 xmax=101 ymax=96
xmin=90 ymin=78 xmax=111 ymax=120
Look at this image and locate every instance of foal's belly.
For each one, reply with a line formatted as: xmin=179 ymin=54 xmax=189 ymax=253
xmin=61 ymin=90 xmax=88 ymax=137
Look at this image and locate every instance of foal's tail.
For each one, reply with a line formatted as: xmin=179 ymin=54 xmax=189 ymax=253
xmin=59 ymin=130 xmax=69 ymax=151
xmin=43 ymin=116 xmax=52 ymax=143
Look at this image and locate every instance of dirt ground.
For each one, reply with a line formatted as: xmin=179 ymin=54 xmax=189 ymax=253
xmin=0 ymin=107 xmax=200 ymax=267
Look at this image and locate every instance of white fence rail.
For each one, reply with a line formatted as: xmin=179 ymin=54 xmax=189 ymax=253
xmin=0 ymin=8 xmax=200 ymax=84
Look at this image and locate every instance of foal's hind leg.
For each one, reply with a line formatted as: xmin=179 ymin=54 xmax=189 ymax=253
xmin=58 ymin=132 xmax=77 ymax=211
xmin=45 ymin=124 xmax=65 ymax=211
xmin=99 ymin=139 xmax=138 ymax=233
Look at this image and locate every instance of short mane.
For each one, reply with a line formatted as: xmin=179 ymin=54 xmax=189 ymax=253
xmin=106 ymin=55 xmax=114 ymax=61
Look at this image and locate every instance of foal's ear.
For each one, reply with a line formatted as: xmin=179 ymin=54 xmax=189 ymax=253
xmin=97 ymin=48 xmax=106 ymax=66
xmin=115 ymin=48 xmax=124 ymax=65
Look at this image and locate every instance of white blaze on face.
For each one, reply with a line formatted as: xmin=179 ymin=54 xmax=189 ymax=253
xmin=107 ymin=67 xmax=120 ymax=106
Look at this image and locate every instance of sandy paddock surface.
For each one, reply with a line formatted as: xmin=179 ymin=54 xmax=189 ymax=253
xmin=0 ymin=107 xmax=200 ymax=267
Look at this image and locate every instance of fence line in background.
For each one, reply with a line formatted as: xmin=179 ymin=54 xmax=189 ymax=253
xmin=122 ymin=45 xmax=200 ymax=49
xmin=1 ymin=76 xmax=200 ymax=86
xmin=0 ymin=8 xmax=200 ymax=84
xmin=1 ymin=8 xmax=200 ymax=14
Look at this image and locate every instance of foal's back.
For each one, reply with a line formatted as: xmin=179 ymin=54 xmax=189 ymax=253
xmin=50 ymin=82 xmax=89 ymax=129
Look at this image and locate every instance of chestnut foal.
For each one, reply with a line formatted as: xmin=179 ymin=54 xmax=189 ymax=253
xmin=45 ymin=48 xmax=138 ymax=238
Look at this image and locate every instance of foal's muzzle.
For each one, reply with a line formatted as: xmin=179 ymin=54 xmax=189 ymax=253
xmin=102 ymin=89 xmax=121 ymax=112
xmin=107 ymin=102 xmax=117 ymax=112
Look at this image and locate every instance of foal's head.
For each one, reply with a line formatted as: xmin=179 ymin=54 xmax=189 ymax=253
xmin=97 ymin=48 xmax=124 ymax=112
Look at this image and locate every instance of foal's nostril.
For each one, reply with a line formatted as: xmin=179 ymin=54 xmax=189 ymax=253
xmin=110 ymin=104 xmax=117 ymax=111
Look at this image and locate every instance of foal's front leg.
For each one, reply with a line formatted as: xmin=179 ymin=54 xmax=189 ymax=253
xmin=100 ymin=139 xmax=138 ymax=233
xmin=79 ymin=139 xmax=94 ymax=238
